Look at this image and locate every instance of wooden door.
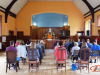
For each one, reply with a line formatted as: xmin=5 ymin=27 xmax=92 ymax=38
xmin=9 ymin=30 xmax=14 ymax=36
xmin=17 ymin=31 xmax=23 ymax=40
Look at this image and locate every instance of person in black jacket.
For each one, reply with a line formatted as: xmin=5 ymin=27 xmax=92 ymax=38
xmin=68 ymin=40 xmax=74 ymax=53
xmin=68 ymin=40 xmax=74 ymax=58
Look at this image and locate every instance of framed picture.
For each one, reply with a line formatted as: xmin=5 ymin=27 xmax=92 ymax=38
xmin=97 ymin=15 xmax=100 ymax=27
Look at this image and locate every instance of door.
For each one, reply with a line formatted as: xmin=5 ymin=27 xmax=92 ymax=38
xmin=17 ymin=31 xmax=23 ymax=40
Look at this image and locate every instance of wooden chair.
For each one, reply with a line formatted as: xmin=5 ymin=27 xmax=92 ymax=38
xmin=57 ymin=48 xmax=66 ymax=73
xmin=28 ymin=48 xmax=39 ymax=72
xmin=72 ymin=50 xmax=79 ymax=62
xmin=79 ymin=48 xmax=89 ymax=73
xmin=6 ymin=51 xmax=18 ymax=73
xmin=92 ymin=50 xmax=100 ymax=63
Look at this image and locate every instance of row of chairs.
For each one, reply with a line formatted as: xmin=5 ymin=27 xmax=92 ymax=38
xmin=6 ymin=46 xmax=45 ymax=73
xmin=72 ymin=49 xmax=100 ymax=73
xmin=73 ymin=50 xmax=100 ymax=59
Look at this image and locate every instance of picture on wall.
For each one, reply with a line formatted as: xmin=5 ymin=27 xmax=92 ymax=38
xmin=97 ymin=15 xmax=100 ymax=27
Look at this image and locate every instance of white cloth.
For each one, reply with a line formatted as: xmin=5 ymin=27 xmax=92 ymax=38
xmin=71 ymin=46 xmax=80 ymax=55
xmin=17 ymin=45 xmax=27 ymax=58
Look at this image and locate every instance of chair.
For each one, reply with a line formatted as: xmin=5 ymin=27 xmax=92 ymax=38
xmin=79 ymin=48 xmax=89 ymax=73
xmin=92 ymin=50 xmax=100 ymax=56
xmin=6 ymin=51 xmax=18 ymax=73
xmin=28 ymin=48 xmax=39 ymax=72
xmin=57 ymin=48 xmax=66 ymax=73
xmin=72 ymin=50 xmax=79 ymax=62
xmin=92 ymin=50 xmax=100 ymax=62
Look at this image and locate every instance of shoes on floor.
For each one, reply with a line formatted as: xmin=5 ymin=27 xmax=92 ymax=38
xmin=89 ymin=59 xmax=92 ymax=63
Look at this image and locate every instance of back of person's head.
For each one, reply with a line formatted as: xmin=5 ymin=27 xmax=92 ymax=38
xmin=26 ymin=40 xmax=30 ymax=45
xmin=81 ymin=42 xmax=88 ymax=48
xmin=71 ymin=40 xmax=74 ymax=43
xmin=40 ymin=40 xmax=44 ymax=43
xmin=36 ymin=40 xmax=39 ymax=44
xmin=93 ymin=39 xmax=97 ymax=44
xmin=22 ymin=40 xmax=25 ymax=45
xmin=19 ymin=40 xmax=23 ymax=45
xmin=87 ymin=39 xmax=90 ymax=43
xmin=78 ymin=39 xmax=80 ymax=42
xmin=74 ymin=42 xmax=78 ymax=46
xmin=30 ymin=42 xmax=36 ymax=48
xmin=10 ymin=40 xmax=14 ymax=46
xmin=56 ymin=42 xmax=59 ymax=46
xmin=59 ymin=41 xmax=63 ymax=46
xmin=82 ymin=39 xmax=85 ymax=43
xmin=16 ymin=40 xmax=19 ymax=43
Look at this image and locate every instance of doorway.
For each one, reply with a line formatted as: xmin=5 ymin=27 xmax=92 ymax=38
xmin=85 ymin=19 xmax=92 ymax=36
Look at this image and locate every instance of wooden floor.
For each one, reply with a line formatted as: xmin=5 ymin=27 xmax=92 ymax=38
xmin=0 ymin=49 xmax=100 ymax=75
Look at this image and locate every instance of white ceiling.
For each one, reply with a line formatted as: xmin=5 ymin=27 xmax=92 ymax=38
xmin=0 ymin=0 xmax=100 ymax=15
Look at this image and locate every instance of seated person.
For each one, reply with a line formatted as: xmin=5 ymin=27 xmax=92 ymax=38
xmin=54 ymin=41 xmax=58 ymax=47
xmin=15 ymin=40 xmax=19 ymax=47
xmin=17 ymin=41 xmax=27 ymax=59
xmin=65 ymin=39 xmax=69 ymax=49
xmin=47 ymin=33 xmax=52 ymax=39
xmin=39 ymin=40 xmax=45 ymax=55
xmin=71 ymin=42 xmax=80 ymax=62
xmin=54 ymin=42 xmax=60 ymax=63
xmin=36 ymin=40 xmax=43 ymax=64
xmin=29 ymin=42 xmax=40 ymax=68
xmin=55 ymin=41 xmax=67 ymax=66
xmin=66 ymin=39 xmax=71 ymax=50
xmin=6 ymin=40 xmax=21 ymax=69
xmin=68 ymin=40 xmax=74 ymax=53
xmin=78 ymin=39 xmax=81 ymax=46
xmin=79 ymin=39 xmax=85 ymax=48
xmin=26 ymin=40 xmax=31 ymax=47
xmin=87 ymin=39 xmax=93 ymax=48
xmin=90 ymin=40 xmax=100 ymax=63
xmin=78 ymin=42 xmax=89 ymax=68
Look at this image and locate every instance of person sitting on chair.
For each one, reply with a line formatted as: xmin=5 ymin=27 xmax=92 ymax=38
xmin=29 ymin=42 xmax=40 ymax=68
xmin=36 ymin=40 xmax=43 ymax=65
xmin=87 ymin=39 xmax=93 ymax=48
xmin=55 ymin=41 xmax=67 ymax=66
xmin=90 ymin=40 xmax=100 ymax=63
xmin=47 ymin=33 xmax=52 ymax=39
xmin=6 ymin=40 xmax=21 ymax=69
xmin=78 ymin=42 xmax=89 ymax=69
xmin=71 ymin=42 xmax=80 ymax=62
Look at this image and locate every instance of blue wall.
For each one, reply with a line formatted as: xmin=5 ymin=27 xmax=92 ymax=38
xmin=32 ymin=13 xmax=68 ymax=27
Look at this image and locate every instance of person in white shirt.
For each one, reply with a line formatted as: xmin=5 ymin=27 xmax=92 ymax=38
xmin=71 ymin=42 xmax=80 ymax=62
xmin=17 ymin=41 xmax=27 ymax=59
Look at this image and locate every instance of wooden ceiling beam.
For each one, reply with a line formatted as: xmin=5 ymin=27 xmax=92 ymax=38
xmin=5 ymin=0 xmax=17 ymax=23
xmin=82 ymin=0 xmax=94 ymax=23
